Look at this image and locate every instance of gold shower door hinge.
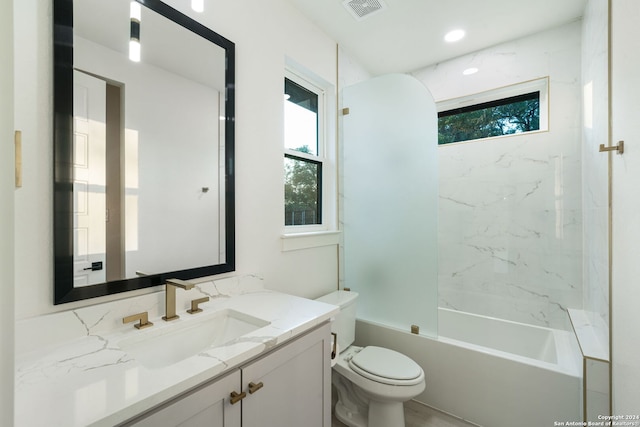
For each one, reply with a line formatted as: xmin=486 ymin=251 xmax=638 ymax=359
xmin=599 ymin=140 xmax=624 ymax=154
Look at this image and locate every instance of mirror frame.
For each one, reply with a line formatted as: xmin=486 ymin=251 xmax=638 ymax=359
xmin=53 ymin=0 xmax=235 ymax=304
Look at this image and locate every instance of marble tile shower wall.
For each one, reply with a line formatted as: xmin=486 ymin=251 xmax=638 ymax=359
xmin=437 ymin=136 xmax=581 ymax=330
xmin=413 ymin=21 xmax=584 ymax=330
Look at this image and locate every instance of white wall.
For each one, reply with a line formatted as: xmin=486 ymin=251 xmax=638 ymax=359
xmin=1 ymin=0 xmax=14 ymax=423
xmin=13 ymin=0 xmax=341 ymax=319
xmin=411 ymin=22 xmax=583 ymax=330
xmin=611 ymin=0 xmax=640 ymax=412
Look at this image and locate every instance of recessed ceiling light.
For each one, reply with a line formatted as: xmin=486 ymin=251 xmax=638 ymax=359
xmin=444 ymin=29 xmax=465 ymax=43
xmin=463 ymin=67 xmax=478 ymax=75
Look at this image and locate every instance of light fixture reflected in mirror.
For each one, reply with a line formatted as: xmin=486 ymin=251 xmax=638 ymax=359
xmin=192 ymin=0 xmax=204 ymax=13
xmin=130 ymin=1 xmax=141 ymax=62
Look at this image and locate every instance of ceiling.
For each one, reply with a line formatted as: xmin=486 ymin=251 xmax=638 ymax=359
xmin=285 ymin=0 xmax=588 ymax=75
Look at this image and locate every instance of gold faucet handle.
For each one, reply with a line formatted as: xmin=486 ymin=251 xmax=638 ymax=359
xmin=123 ymin=312 xmax=153 ymax=329
xmin=166 ymin=278 xmax=195 ymax=290
xmin=187 ymin=297 xmax=210 ymax=314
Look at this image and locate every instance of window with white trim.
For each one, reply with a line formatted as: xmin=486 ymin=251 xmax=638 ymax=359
xmin=284 ymin=71 xmax=333 ymax=231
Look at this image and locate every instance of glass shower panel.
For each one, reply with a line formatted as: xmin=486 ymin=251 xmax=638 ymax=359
xmin=579 ymin=0 xmax=611 ymax=419
xmin=581 ymin=0 xmax=610 ymax=359
xmin=342 ymin=74 xmax=438 ymax=337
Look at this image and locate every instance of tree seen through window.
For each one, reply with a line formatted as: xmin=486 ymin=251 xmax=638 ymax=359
xmin=438 ymin=91 xmax=540 ymax=144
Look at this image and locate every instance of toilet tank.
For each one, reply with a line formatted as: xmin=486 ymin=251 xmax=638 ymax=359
xmin=316 ymin=290 xmax=358 ymax=351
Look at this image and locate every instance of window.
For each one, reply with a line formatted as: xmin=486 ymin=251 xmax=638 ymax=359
xmin=437 ymin=78 xmax=548 ymax=145
xmin=284 ymin=74 xmax=324 ymax=227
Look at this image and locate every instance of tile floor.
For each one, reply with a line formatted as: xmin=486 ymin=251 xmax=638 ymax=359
xmin=331 ymin=400 xmax=478 ymax=427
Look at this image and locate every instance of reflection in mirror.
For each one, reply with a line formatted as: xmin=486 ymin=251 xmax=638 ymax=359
xmin=53 ymin=0 xmax=235 ymax=304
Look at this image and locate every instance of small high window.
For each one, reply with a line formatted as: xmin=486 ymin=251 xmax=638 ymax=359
xmin=437 ymin=78 xmax=548 ymax=145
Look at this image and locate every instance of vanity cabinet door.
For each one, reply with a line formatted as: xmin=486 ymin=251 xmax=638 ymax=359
xmin=124 ymin=370 xmax=241 ymax=427
xmin=241 ymin=323 xmax=332 ymax=427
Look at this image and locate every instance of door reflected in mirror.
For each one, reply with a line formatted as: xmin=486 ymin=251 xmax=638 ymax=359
xmin=54 ymin=0 xmax=235 ymax=303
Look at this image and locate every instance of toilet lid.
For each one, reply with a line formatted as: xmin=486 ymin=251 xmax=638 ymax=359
xmin=349 ymin=346 xmax=423 ymax=385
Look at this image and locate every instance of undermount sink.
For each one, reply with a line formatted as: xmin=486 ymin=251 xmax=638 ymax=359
xmin=118 ymin=309 xmax=270 ymax=369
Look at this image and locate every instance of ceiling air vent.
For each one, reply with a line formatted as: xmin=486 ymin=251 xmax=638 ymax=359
xmin=342 ymin=0 xmax=387 ymax=21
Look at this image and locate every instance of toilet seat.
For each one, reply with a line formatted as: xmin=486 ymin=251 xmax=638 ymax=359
xmin=348 ymin=346 xmax=424 ymax=386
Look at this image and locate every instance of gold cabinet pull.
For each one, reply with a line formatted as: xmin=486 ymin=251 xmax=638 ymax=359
xmin=248 ymin=381 xmax=264 ymax=394
xmin=229 ymin=390 xmax=246 ymax=405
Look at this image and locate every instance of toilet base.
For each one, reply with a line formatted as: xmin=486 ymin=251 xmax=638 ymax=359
xmin=332 ymin=369 xmax=407 ymax=427
xmin=333 ymin=371 xmax=368 ymax=427
xmin=334 ymin=400 xmax=367 ymax=427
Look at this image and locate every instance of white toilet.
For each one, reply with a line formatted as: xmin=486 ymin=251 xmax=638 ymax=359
xmin=316 ymin=290 xmax=425 ymax=427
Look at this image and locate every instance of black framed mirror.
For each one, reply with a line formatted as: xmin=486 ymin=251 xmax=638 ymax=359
xmin=53 ymin=0 xmax=235 ymax=304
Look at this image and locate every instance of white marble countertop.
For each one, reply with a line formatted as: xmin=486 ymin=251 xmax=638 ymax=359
xmin=15 ymin=277 xmax=338 ymax=427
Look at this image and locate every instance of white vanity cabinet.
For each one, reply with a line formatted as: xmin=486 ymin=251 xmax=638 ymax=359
xmin=241 ymin=322 xmax=331 ymax=427
xmin=122 ymin=322 xmax=332 ymax=427
xmin=124 ymin=370 xmax=241 ymax=427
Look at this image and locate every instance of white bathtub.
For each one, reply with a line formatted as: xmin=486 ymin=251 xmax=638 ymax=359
xmin=438 ymin=308 xmax=581 ymax=376
xmin=354 ymin=308 xmax=582 ymax=427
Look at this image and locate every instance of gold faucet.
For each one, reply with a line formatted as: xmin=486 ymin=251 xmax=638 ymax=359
xmin=162 ymin=278 xmax=195 ymax=321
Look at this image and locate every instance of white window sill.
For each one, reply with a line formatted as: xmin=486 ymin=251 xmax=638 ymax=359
xmin=281 ymin=230 xmax=341 ymax=252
